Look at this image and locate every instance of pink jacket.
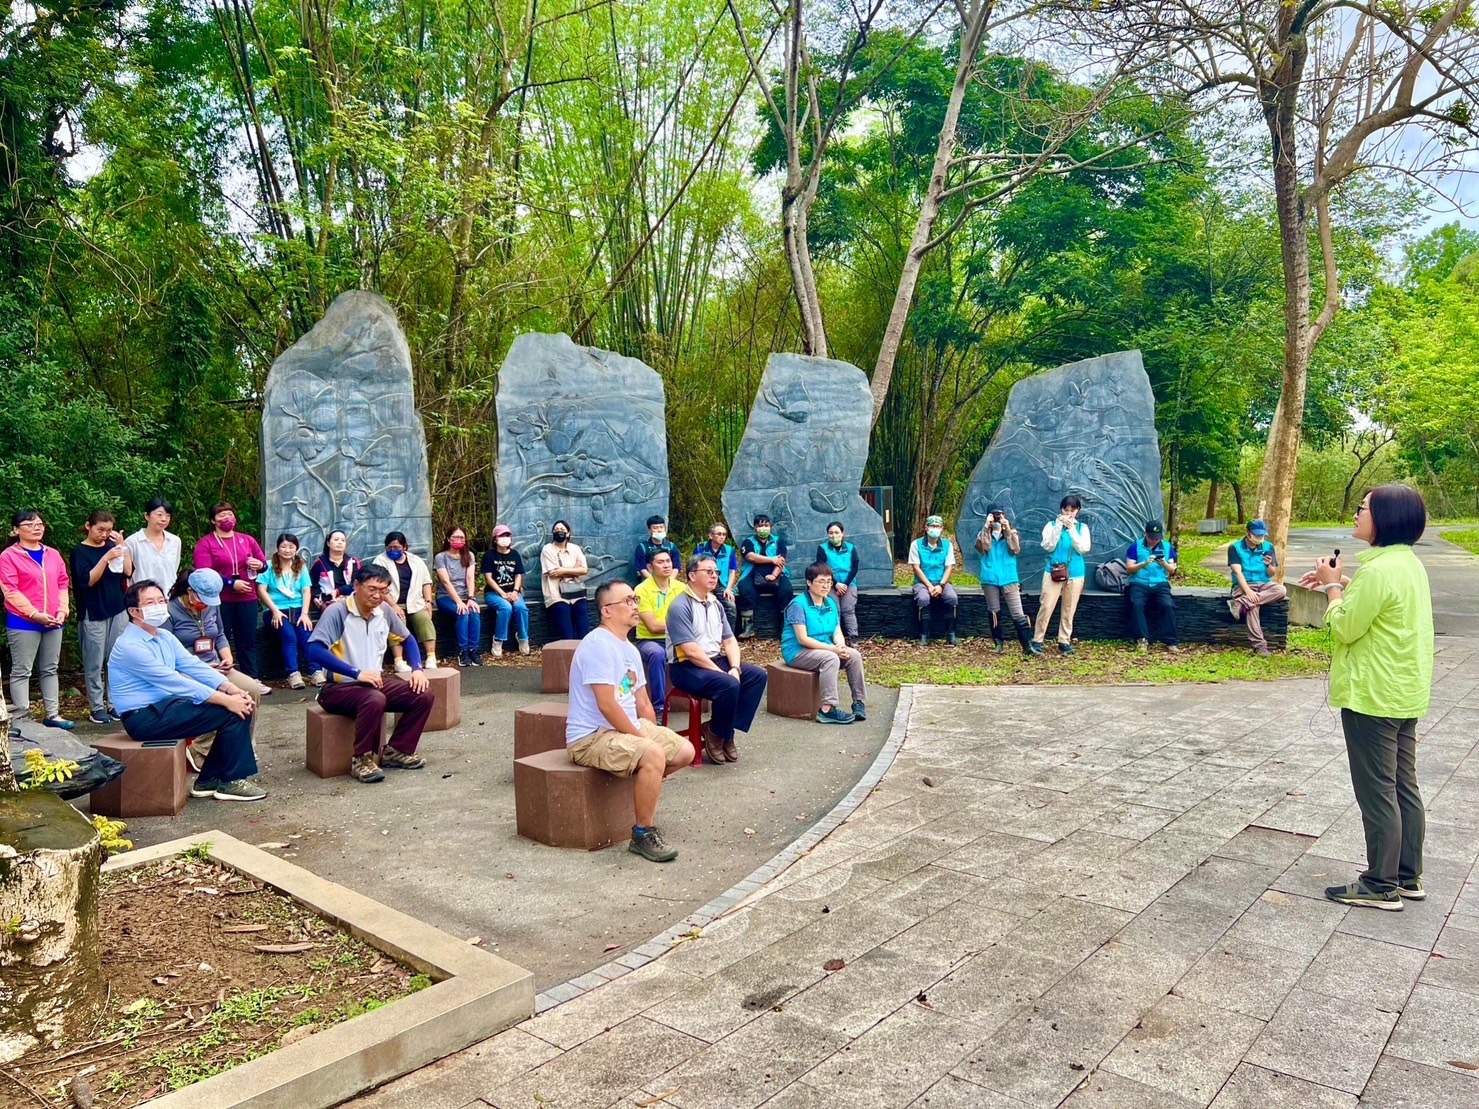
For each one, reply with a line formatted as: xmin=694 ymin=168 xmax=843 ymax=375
xmin=192 ymin=531 xmax=268 ymax=605
xmin=0 ymin=544 xmax=71 ymax=620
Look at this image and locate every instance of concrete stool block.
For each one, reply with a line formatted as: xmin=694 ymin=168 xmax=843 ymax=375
xmin=89 ymin=733 xmax=190 ymax=818
xmin=765 ymin=662 xmax=822 ymax=720
xmin=514 ymin=701 xmax=571 ymax=759
xmin=424 ymin=666 xmax=462 ymax=732
xmin=541 ymin=639 xmax=582 ymax=694
xmin=514 ymin=748 xmax=634 ymax=850
xmin=305 ymin=702 xmax=384 ymax=778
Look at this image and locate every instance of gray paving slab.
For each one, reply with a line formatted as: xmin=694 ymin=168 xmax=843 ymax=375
xmin=905 ymin=1073 xmax=1035 ymax=1107
xmin=780 ymin=946 xmax=951 ymax=1038
xmin=1100 ymin=993 xmax=1265 ymax=1105
xmin=1384 ymin=983 xmax=1479 ymax=1073
xmin=1207 ymin=1063 xmax=1357 ymax=1108
xmin=1247 ymin=987 xmax=1398 ymax=1094
xmin=1296 ymin=932 xmax=1428 ymax=1011
xmin=1061 ymin=1071 xmax=1201 ymax=1108
xmin=1212 ymin=827 xmax=1316 ymax=872
xmin=1419 ymin=919 xmax=1479 ymax=997
xmin=1174 ymin=936 xmax=1313 ymax=1021
xmin=652 ymin=1010 xmax=848 ymax=1109
xmin=353 ymin=1028 xmax=561 ymax=1109
xmin=1224 ymin=890 xmax=1349 ymax=958
xmin=954 ymin=999 xmax=1137 ymax=1108
xmin=1360 ymin=1055 xmax=1479 ymax=1107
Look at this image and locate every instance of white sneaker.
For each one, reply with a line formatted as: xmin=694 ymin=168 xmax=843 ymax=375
xmin=394 ymin=658 xmax=412 ymax=674
xmin=310 ymin=669 xmax=327 ymax=686
xmin=518 ymin=639 xmax=530 ymax=656
xmin=491 ymin=642 xmax=504 ymax=658
xmin=425 ymin=654 xmax=438 ymax=670
xmin=288 ymin=671 xmax=305 ymax=689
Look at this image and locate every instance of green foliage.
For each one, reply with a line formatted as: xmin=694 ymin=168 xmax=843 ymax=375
xmin=1444 ymin=528 xmax=1479 ymax=556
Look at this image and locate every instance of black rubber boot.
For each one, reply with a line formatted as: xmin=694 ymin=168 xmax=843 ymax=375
xmin=917 ymin=608 xmax=929 ymax=646
xmin=947 ymin=613 xmax=959 ymax=647
xmin=738 ymin=612 xmax=755 ymax=639
xmin=1014 ymin=617 xmax=1034 ymax=656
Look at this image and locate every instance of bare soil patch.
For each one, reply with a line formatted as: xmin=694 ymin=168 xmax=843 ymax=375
xmin=2 ymin=849 xmax=430 ymax=1108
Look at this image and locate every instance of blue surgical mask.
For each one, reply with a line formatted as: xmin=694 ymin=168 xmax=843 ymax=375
xmin=387 ymin=549 xmax=405 ymax=562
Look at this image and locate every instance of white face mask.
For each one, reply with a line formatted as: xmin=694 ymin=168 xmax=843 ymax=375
xmin=927 ymin=527 xmax=943 ymax=540
xmin=140 ymin=603 xmax=169 ymax=627
xmin=651 ymin=530 xmax=667 ymax=543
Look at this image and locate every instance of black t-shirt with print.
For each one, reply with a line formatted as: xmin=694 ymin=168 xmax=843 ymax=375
xmin=480 ymin=549 xmax=526 ymax=591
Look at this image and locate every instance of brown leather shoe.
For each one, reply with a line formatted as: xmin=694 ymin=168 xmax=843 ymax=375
xmin=723 ymin=740 xmax=739 ymax=763
xmin=702 ymin=726 xmax=727 ymax=765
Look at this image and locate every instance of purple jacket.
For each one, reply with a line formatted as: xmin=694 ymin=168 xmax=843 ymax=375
xmin=192 ymin=531 xmax=267 ymax=604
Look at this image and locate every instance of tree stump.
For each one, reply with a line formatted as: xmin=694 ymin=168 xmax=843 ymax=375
xmin=1 ymin=733 xmax=106 ymax=1062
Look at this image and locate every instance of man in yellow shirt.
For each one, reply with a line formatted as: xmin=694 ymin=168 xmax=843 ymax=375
xmin=634 ymin=550 xmax=686 ymax=712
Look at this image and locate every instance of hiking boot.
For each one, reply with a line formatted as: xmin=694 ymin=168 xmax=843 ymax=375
xmin=190 ymin=777 xmax=223 ymax=798
xmin=1397 ymin=878 xmax=1427 ymax=900
xmin=1325 ymin=880 xmax=1403 ymax=911
xmin=491 ymin=641 xmax=504 ymax=658
xmin=517 ymin=639 xmax=531 ymax=656
xmin=213 ymin=779 xmax=268 ymax=802
xmin=629 ymin=826 xmax=679 ymax=863
xmin=851 ymin=701 xmax=867 ymax=721
xmin=723 ymin=740 xmax=740 ymax=763
xmin=288 ymin=670 xmax=306 ymax=689
xmin=1227 ymin=597 xmax=1245 ymax=620
xmin=1028 ymin=640 xmax=1044 ymax=656
xmin=393 ymin=658 xmax=412 ymax=674
xmin=380 ymin=747 xmax=426 ymax=770
xmin=1135 ymin=639 xmax=1149 ymax=654
xmin=1059 ymin=642 xmax=1074 ymax=655
xmin=351 ymin=754 xmax=385 ymax=783
xmin=816 ymin=706 xmax=856 ymax=725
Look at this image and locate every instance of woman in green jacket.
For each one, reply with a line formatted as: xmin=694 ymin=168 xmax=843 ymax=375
xmin=1303 ymin=484 xmax=1433 ymax=911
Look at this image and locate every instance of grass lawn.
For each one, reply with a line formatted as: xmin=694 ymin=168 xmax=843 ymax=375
xmin=745 ymin=627 xmax=1332 ymax=688
xmin=1443 ymin=527 xmax=1479 ymax=556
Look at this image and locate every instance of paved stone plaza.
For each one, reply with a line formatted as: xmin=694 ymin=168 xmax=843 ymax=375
xmin=355 ymin=636 xmax=1479 ymax=1108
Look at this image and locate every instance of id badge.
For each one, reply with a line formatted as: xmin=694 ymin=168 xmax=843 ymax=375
xmin=195 ymin=637 xmax=213 ymax=655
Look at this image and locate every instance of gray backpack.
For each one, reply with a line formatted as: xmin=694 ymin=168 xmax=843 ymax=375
xmin=1095 ymin=559 xmax=1129 ymax=593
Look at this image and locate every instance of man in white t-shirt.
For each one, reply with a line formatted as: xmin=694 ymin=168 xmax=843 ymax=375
xmin=566 ymin=579 xmax=695 ymax=862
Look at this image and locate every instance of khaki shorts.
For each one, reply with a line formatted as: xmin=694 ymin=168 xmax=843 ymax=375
xmin=568 ymin=719 xmax=692 ymax=778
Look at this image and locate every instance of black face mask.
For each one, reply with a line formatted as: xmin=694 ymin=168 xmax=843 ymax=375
xmin=553 ymin=530 xmax=569 ymax=542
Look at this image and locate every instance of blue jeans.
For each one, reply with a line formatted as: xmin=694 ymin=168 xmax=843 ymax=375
xmin=484 ymin=592 xmax=530 ymax=642
xmin=436 ymin=595 xmax=482 ymax=652
xmin=266 ymin=607 xmax=311 ymax=674
xmin=1127 ymin=582 xmax=1177 ymax=646
xmin=546 ymin=598 xmax=590 ymax=642
xmin=637 ymin=640 xmax=669 ymax=710
xmin=123 ymin=696 xmax=258 ymax=784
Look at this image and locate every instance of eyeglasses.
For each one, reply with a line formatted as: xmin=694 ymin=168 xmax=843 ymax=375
xmin=693 ymin=567 xmax=719 ymax=574
xmin=813 ymin=577 xmax=834 ymax=585
xmin=602 ymin=596 xmax=640 ymax=608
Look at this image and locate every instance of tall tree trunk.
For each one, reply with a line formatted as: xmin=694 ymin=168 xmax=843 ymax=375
xmin=869 ymin=1 xmax=990 ymax=423
xmin=1232 ymin=481 xmax=1245 ymax=524
xmin=1205 ymin=480 xmax=1220 ymax=520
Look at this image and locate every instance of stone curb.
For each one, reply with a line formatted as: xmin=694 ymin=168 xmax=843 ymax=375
xmin=532 ymin=685 xmax=916 ymax=1013
xmin=102 ymin=831 xmax=533 ymax=1108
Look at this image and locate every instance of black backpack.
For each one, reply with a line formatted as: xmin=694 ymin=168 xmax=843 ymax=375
xmin=1095 ymin=558 xmax=1129 ymax=594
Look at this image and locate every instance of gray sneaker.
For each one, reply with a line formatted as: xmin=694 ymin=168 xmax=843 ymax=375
xmin=190 ymin=778 xmax=222 ymax=798
xmin=629 ymin=827 xmax=679 ymax=862
xmin=213 ymin=779 xmax=268 ymax=802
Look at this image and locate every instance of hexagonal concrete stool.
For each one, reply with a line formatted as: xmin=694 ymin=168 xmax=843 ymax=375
xmin=89 ymin=733 xmax=190 ymax=818
xmin=765 ymin=662 xmax=822 ymax=720
xmin=423 ymin=666 xmax=462 ymax=732
xmin=514 ymin=701 xmax=571 ymax=759
xmin=514 ymin=748 xmax=635 ymax=850
xmin=540 ymin=639 xmax=582 ymax=694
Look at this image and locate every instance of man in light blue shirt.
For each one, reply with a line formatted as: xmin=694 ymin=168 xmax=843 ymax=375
xmin=109 ymin=578 xmax=266 ymax=802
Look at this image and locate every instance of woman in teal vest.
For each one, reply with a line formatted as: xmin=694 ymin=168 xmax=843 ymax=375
xmin=1031 ymin=495 xmax=1091 ymax=655
xmin=974 ymin=503 xmax=1032 ymax=654
xmin=782 ymin=562 xmax=867 ymax=724
xmin=909 ymin=514 xmax=959 ymax=646
xmin=1303 ymin=484 xmax=1433 ymax=911
xmin=815 ymin=521 xmax=861 ymax=645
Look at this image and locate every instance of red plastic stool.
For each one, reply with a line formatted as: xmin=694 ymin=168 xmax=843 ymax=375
xmin=661 ymin=690 xmax=709 ymax=766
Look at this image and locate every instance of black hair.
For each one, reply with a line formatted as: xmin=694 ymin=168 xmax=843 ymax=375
xmin=805 ymin=561 xmax=834 ymax=584
xmin=1060 ymin=495 xmax=1082 ymax=511
xmin=646 ymin=515 xmax=666 ymax=528
xmin=145 ymin=497 xmax=174 ymax=518
xmin=753 ymin=513 xmax=771 ymax=526
xmin=321 ymin=528 xmax=350 ymax=566
xmin=125 ymin=579 xmax=165 ymax=610
xmin=84 ymin=509 xmax=116 ymax=531
xmin=272 ymin=532 xmax=306 ymax=577
xmin=826 ymin=520 xmax=845 ymax=533
xmin=690 ymin=554 xmax=718 ymax=573
xmin=168 ymin=569 xmax=194 ymax=600
xmin=355 ymin=564 xmax=393 ymax=586
xmin=1367 ymin=484 xmax=1427 ymax=547
xmin=648 ymin=548 xmax=674 ymax=566
xmin=552 ymin=520 xmax=572 ymax=537
xmin=594 ymin=579 xmax=628 ymax=609
xmin=383 ymin=531 xmax=408 ymax=548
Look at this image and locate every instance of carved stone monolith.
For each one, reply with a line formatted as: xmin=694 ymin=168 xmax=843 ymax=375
xmin=261 ymin=291 xmax=433 ymax=558
xmin=495 ymin=335 xmax=668 ymax=585
xmin=959 ymin=350 xmax=1163 ymax=585
xmin=721 ymin=354 xmax=893 ymax=588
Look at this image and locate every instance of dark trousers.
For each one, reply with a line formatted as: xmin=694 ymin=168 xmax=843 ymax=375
xmin=218 ymin=601 xmax=258 ymax=675
xmin=1127 ymin=583 xmax=1177 ymax=645
xmin=267 ymin=607 xmax=311 ymax=673
xmin=1341 ymin=709 xmax=1424 ymax=893
xmin=737 ymin=572 xmax=793 ymax=615
xmin=318 ymin=677 xmax=435 ymax=757
xmin=546 ymin=598 xmax=590 ymax=642
xmin=637 ymin=640 xmax=670 ymax=710
xmin=670 ymin=657 xmax=768 ymax=740
xmin=124 ymin=696 xmax=257 ymax=784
